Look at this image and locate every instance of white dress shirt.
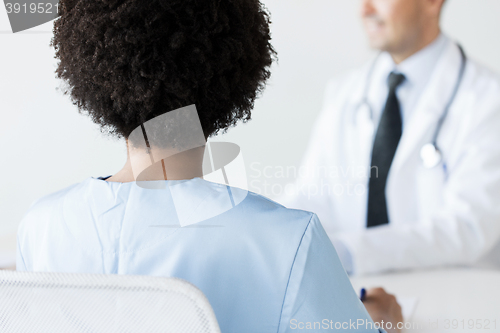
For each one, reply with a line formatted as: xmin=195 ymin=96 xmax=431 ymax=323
xmin=369 ymin=33 xmax=449 ymax=130
xmin=332 ymin=34 xmax=449 ymax=274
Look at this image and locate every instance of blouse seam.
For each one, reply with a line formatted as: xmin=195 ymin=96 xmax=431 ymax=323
xmin=276 ymin=212 xmax=315 ymax=333
xmin=87 ymin=181 xmax=107 ymax=273
xmin=115 ymin=183 xmax=129 ymax=274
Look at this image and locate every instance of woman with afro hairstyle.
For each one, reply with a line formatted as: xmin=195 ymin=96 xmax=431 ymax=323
xmin=16 ymin=0 xmax=389 ymax=332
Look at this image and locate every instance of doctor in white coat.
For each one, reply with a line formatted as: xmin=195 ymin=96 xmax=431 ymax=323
xmin=281 ymin=0 xmax=500 ymax=275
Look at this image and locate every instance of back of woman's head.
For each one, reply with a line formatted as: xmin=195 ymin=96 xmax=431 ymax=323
xmin=51 ymin=0 xmax=277 ymax=143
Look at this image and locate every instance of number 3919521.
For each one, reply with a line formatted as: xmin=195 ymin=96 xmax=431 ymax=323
xmin=5 ymin=3 xmax=59 ymax=14
xmin=444 ymin=319 xmax=497 ymax=330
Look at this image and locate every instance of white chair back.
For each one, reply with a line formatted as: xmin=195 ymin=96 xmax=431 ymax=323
xmin=0 ymin=271 xmax=221 ymax=333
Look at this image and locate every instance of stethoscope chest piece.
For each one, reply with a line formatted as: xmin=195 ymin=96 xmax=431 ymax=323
xmin=420 ymin=143 xmax=442 ymax=169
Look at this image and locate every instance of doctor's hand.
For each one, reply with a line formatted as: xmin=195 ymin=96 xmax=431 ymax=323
xmin=362 ymin=287 xmax=403 ymax=333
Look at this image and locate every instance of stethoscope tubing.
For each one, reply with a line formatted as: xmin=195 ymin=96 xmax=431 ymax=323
xmin=356 ymin=42 xmax=468 ymax=168
xmin=431 ymin=44 xmax=467 ymax=146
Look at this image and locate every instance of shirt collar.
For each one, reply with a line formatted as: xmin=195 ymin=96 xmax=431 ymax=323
xmin=380 ymin=33 xmax=449 ymax=88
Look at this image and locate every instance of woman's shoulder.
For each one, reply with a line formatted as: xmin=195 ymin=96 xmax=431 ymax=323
xmin=17 ymin=178 xmax=90 ymax=234
xmin=237 ymin=189 xmax=320 ymax=230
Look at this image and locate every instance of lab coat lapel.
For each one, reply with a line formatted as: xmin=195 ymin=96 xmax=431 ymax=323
xmin=343 ymin=59 xmax=378 ymax=167
xmin=389 ymin=40 xmax=463 ymax=177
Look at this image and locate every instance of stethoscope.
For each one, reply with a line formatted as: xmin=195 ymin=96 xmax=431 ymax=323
xmin=355 ymin=43 xmax=467 ymax=169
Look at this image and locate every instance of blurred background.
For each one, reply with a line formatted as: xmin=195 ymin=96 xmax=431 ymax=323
xmin=1 ymin=0 xmax=500 ymax=240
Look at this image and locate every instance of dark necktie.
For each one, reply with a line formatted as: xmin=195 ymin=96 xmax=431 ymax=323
xmin=367 ymin=72 xmax=406 ymax=228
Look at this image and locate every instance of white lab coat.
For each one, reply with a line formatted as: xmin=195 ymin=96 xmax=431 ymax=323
xmin=281 ymin=39 xmax=500 ymax=275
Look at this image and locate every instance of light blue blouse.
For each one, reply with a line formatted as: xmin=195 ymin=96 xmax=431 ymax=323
xmin=17 ymin=177 xmax=384 ymax=333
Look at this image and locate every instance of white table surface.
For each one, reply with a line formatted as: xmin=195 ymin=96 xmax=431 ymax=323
xmin=350 ymin=268 xmax=500 ymax=332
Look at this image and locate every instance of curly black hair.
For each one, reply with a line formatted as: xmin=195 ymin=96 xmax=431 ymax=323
xmin=51 ymin=0 xmax=277 ymax=143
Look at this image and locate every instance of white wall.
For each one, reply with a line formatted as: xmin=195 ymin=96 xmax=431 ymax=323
xmin=1 ymin=0 xmax=500 ymax=236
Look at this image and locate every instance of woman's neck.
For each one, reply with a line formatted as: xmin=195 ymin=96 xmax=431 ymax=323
xmin=106 ymin=142 xmax=205 ymax=183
